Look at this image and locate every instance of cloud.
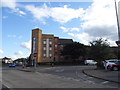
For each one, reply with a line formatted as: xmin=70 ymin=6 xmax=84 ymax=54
xmin=8 ymin=35 xmax=23 ymax=39
xmin=2 ymin=16 xmax=8 ymax=19
xmin=67 ymin=32 xmax=118 ymax=46
xmin=18 ymin=35 xmax=23 ymax=39
xmin=21 ymin=40 xmax=31 ymax=51
xmin=67 ymin=32 xmax=94 ymax=45
xmin=0 ymin=49 xmax=3 ymax=55
xmin=1 ymin=0 xmax=26 ymax=16
xmin=25 ymin=4 xmax=84 ymax=24
xmin=67 ymin=0 xmax=119 ymax=46
xmin=8 ymin=35 xmax=16 ymax=38
xmin=25 ymin=1 xmax=119 ymax=46
xmin=8 ymin=55 xmax=18 ymax=60
xmin=67 ymin=33 xmax=75 ymax=37
xmin=60 ymin=27 xmax=80 ymax=32
xmin=50 ymin=5 xmax=84 ymax=23
xmin=12 ymin=8 xmax=26 ymax=16
xmin=1 ymin=0 xmax=16 ymax=9
xmin=81 ymin=0 xmax=118 ymax=38
xmin=14 ymin=50 xmax=23 ymax=55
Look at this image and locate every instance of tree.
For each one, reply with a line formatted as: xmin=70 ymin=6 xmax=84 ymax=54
xmin=61 ymin=42 xmax=86 ymax=62
xmin=89 ymin=38 xmax=116 ymax=68
xmin=14 ymin=58 xmax=26 ymax=62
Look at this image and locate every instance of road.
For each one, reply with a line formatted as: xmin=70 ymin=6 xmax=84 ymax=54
xmin=2 ymin=65 xmax=119 ymax=88
xmin=37 ymin=65 xmax=119 ymax=88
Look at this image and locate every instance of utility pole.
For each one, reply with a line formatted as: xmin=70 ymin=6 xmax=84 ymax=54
xmin=33 ymin=37 xmax=37 ymax=69
xmin=114 ymin=0 xmax=120 ymax=59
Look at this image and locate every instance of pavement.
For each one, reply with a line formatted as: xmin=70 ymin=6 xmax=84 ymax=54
xmin=17 ymin=66 xmax=120 ymax=84
xmin=83 ymin=69 xmax=120 ymax=84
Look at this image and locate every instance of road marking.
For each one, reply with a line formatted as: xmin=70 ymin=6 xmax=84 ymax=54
xmin=85 ymin=80 xmax=95 ymax=84
xmin=88 ymin=77 xmax=93 ymax=79
xmin=1 ymin=81 xmax=11 ymax=89
xmin=102 ymin=81 xmax=109 ymax=84
xmin=55 ymin=69 xmax=64 ymax=72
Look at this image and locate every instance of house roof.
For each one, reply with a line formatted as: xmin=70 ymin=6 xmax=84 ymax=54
xmin=2 ymin=57 xmax=11 ymax=60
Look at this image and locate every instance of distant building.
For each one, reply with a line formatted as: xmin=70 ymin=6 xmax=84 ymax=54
xmin=31 ymin=28 xmax=73 ymax=63
xmin=2 ymin=57 xmax=13 ymax=63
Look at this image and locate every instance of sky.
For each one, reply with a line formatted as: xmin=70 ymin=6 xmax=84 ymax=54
xmin=0 ymin=0 xmax=120 ymax=60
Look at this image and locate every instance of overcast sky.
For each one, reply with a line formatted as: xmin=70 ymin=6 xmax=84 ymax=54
xmin=1 ymin=0 xmax=120 ymax=60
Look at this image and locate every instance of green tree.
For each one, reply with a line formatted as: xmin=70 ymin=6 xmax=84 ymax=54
xmin=14 ymin=58 xmax=26 ymax=62
xmin=62 ymin=42 xmax=86 ymax=61
xmin=89 ymin=38 xmax=116 ymax=68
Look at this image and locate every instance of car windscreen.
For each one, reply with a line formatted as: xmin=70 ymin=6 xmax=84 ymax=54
xmin=109 ymin=61 xmax=116 ymax=63
xmin=114 ymin=61 xmax=120 ymax=64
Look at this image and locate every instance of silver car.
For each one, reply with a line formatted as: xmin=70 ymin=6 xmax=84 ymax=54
xmin=103 ymin=59 xmax=118 ymax=70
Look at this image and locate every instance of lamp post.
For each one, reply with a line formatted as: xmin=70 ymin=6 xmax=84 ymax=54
xmin=114 ymin=0 xmax=120 ymax=59
xmin=33 ymin=37 xmax=37 ymax=69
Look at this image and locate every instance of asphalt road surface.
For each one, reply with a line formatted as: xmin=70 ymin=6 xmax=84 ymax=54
xmin=37 ymin=65 xmax=119 ymax=88
xmin=2 ymin=65 xmax=119 ymax=88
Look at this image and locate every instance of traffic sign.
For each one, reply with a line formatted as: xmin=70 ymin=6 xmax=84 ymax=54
xmin=33 ymin=53 xmax=37 ymax=57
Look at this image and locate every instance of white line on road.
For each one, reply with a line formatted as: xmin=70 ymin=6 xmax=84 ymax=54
xmin=55 ymin=69 xmax=64 ymax=72
xmin=102 ymin=81 xmax=109 ymax=84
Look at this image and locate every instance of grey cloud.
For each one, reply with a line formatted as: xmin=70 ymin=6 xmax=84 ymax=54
xmin=84 ymin=25 xmax=118 ymax=40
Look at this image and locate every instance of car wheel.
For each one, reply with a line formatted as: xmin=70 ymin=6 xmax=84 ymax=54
xmin=112 ymin=66 xmax=118 ymax=71
xmin=107 ymin=65 xmax=111 ymax=70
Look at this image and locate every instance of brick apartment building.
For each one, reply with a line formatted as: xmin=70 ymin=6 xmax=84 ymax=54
xmin=31 ymin=28 xmax=73 ymax=63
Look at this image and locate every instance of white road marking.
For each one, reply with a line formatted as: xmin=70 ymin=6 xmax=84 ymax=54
xmin=55 ymin=69 xmax=64 ymax=72
xmin=88 ymin=77 xmax=93 ymax=79
xmin=102 ymin=81 xmax=109 ymax=84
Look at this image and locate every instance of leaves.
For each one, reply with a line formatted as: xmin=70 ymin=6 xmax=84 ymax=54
xmin=62 ymin=42 xmax=86 ymax=60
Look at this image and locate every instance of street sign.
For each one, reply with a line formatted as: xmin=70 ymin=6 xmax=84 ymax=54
xmin=32 ymin=53 xmax=37 ymax=57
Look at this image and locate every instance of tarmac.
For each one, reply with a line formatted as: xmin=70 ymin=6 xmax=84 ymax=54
xmin=17 ymin=66 xmax=120 ymax=84
xmin=83 ymin=69 xmax=120 ymax=84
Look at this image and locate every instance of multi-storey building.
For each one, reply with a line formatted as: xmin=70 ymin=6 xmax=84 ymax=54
xmin=31 ymin=28 xmax=73 ymax=63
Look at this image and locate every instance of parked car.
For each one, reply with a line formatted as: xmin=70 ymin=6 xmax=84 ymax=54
xmin=84 ymin=60 xmax=97 ymax=65
xmin=107 ymin=60 xmax=120 ymax=71
xmin=9 ymin=63 xmax=16 ymax=67
xmin=103 ymin=59 xmax=118 ymax=70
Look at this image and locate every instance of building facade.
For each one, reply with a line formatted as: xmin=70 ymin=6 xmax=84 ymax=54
xmin=31 ymin=28 xmax=73 ymax=63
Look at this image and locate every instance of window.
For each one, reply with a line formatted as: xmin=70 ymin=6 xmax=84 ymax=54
xmin=43 ymin=41 xmax=46 ymax=44
xmin=43 ymin=47 xmax=46 ymax=50
xmin=60 ymin=45 xmax=63 ymax=47
xmin=44 ymin=50 xmax=46 ymax=54
xmin=43 ymin=54 xmax=46 ymax=57
xmin=49 ymin=47 xmax=52 ymax=50
xmin=49 ymin=41 xmax=52 ymax=44
xmin=43 ymin=44 xmax=46 ymax=47
xmin=49 ymin=54 xmax=52 ymax=57
xmin=50 ymin=57 xmax=52 ymax=59
xmin=49 ymin=39 xmax=52 ymax=41
xmin=43 ymin=38 xmax=46 ymax=41
xmin=49 ymin=44 xmax=52 ymax=47
xmin=49 ymin=50 xmax=52 ymax=54
xmin=55 ymin=45 xmax=57 ymax=48
xmin=55 ymin=52 xmax=57 ymax=55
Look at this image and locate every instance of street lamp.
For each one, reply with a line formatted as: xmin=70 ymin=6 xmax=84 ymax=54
xmin=114 ymin=0 xmax=120 ymax=59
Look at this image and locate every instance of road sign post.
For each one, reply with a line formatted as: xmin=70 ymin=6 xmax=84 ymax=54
xmin=116 ymin=41 xmax=120 ymax=59
xmin=114 ymin=0 xmax=120 ymax=60
xmin=33 ymin=53 xmax=37 ymax=69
